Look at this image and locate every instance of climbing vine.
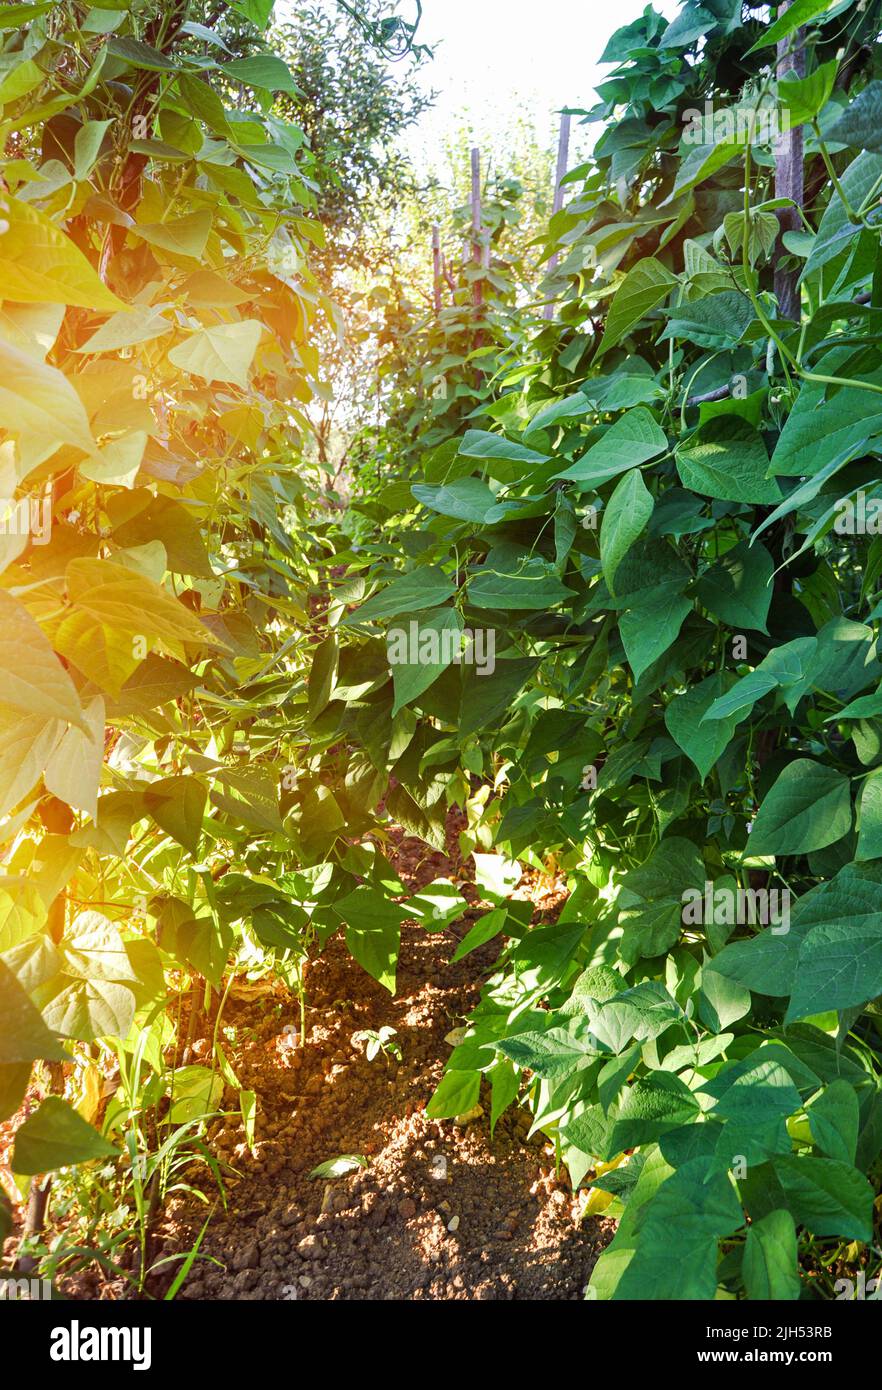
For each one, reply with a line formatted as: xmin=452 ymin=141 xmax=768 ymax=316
xmin=6 ymin=0 xmax=882 ymax=1304
xmin=339 ymin=0 xmax=882 ymax=1300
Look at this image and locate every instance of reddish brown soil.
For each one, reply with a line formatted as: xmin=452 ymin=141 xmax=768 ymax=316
xmin=184 ymin=941 xmax=609 ymax=1298
xmin=5 ymin=822 xmax=613 ymax=1301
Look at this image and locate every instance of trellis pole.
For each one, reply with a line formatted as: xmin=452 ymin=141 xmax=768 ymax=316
xmin=773 ymin=2 xmax=804 ymax=321
xmin=544 ymin=111 xmax=571 ymax=320
xmin=470 ymin=146 xmax=483 ymax=312
xmin=432 ymin=222 xmax=442 ymax=314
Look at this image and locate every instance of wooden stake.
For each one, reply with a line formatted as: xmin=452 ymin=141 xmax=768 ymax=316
xmin=432 ymin=223 xmax=442 ymax=315
xmin=773 ymin=3 xmax=804 ymax=322
xmin=470 ymin=146 xmax=483 ymax=311
xmin=544 ymin=112 xmax=572 ymax=320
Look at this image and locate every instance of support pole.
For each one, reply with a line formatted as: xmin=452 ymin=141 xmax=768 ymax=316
xmin=432 ymin=223 xmax=442 ymax=315
xmin=470 ymin=146 xmax=483 ymax=312
xmin=773 ymin=3 xmax=804 ymax=322
xmin=544 ymin=112 xmax=572 ymax=320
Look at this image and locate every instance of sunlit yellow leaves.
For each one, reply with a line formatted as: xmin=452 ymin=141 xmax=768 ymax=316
xmin=0 ymin=878 xmax=45 ymax=952
xmin=53 ymin=558 xmax=221 ymax=695
xmin=0 ymin=799 xmax=38 ymax=850
xmin=44 ymin=696 xmax=105 ymax=821
xmin=0 ymin=0 xmax=335 ymax=1228
xmin=168 ymin=1065 xmax=224 ymax=1124
xmin=60 ymin=911 xmax=138 ymax=984
xmin=38 ymin=911 xmax=139 ymax=1042
xmin=136 ymin=209 xmax=213 ymax=261
xmin=0 ymin=706 xmax=63 ymax=819
xmin=0 ymin=590 xmax=86 ymax=727
xmin=53 ymin=607 xmax=142 ymax=697
xmin=111 ymin=540 xmax=167 ymax=584
xmin=75 ymin=305 xmax=173 ymax=355
xmin=219 ymin=403 xmax=265 ymax=449
xmin=73 ymin=361 xmax=156 ymax=439
xmin=39 ymin=975 xmax=134 ymax=1044
xmin=69 ymin=789 xmax=143 ymax=857
xmin=79 ymin=430 xmax=147 ymax=489
xmin=72 ymin=1061 xmax=103 ymax=1123
xmin=0 ymin=339 xmax=97 ymax=472
xmin=0 ymin=196 xmax=125 ymax=310
xmin=183 ymin=270 xmax=254 ymax=308
xmin=0 ymin=521 xmax=27 ymax=577
xmin=168 ymin=319 xmax=263 ymax=388
xmin=65 ymin=557 xmax=218 ymax=647
xmin=27 ymin=833 xmax=82 ymax=913
xmin=0 ymin=300 xmax=64 ymax=358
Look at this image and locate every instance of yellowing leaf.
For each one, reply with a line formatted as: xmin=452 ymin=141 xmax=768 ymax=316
xmin=136 ymin=209 xmax=212 ymax=260
xmin=44 ymin=696 xmax=105 ymax=821
xmin=0 ymin=300 xmax=64 ymax=358
xmin=63 ymin=911 xmax=139 ymax=984
xmin=40 ymin=975 xmax=136 ymax=1044
xmin=0 ymin=590 xmax=86 ymax=727
xmin=72 ymin=360 xmax=155 ymax=434
xmin=0 ymin=339 xmax=97 ymax=472
xmin=167 ymin=320 xmax=263 ymax=388
xmin=79 ymin=430 xmax=146 ymax=488
xmin=0 ymin=196 xmax=126 ymax=310
xmin=65 ymin=558 xmax=220 ymax=648
xmin=73 ymin=1062 xmax=103 ymax=1123
xmin=111 ymin=540 xmax=167 ymax=584
xmin=219 ymin=403 xmax=264 ymax=449
xmin=75 ymin=305 xmax=172 ymax=354
xmin=0 ymin=528 xmax=27 ymax=577
xmin=0 ymin=799 xmax=39 ymax=850
xmin=0 ymin=705 xmax=63 ymax=819
xmin=28 ymin=833 xmax=82 ymax=910
xmin=168 ymin=1065 xmax=224 ymax=1124
xmin=31 ymin=911 xmax=140 ymax=1042
xmin=0 ymin=879 xmax=46 ymax=951
xmin=52 ymin=607 xmax=142 ymax=697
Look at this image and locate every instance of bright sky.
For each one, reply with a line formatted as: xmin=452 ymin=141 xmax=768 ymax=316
xmin=404 ymin=0 xmax=682 ymax=169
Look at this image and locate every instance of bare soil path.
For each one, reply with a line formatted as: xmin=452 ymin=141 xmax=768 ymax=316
xmin=163 ymin=828 xmax=610 ymax=1302
xmin=7 ymin=821 xmax=612 ymax=1302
